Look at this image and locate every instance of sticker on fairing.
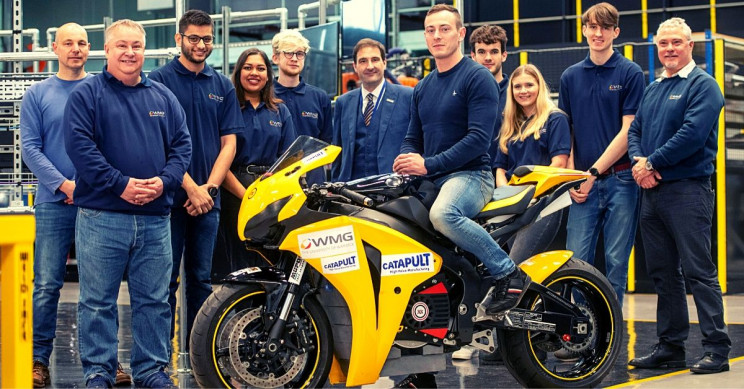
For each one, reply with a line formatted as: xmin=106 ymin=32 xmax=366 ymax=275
xmin=381 ymin=252 xmax=434 ymax=276
xmin=288 ymin=258 xmax=307 ymax=285
xmin=321 ymin=253 xmax=359 ymax=274
xmin=411 ymin=301 xmax=430 ymax=322
xmin=298 ymin=225 xmax=356 ymax=258
xmin=301 ymin=149 xmax=327 ymax=165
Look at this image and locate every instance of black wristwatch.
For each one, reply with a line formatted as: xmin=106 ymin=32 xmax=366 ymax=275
xmin=589 ymin=167 xmax=600 ymax=177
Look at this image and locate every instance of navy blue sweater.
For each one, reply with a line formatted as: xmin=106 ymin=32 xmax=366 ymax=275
xmin=400 ymin=57 xmax=498 ymax=177
xmin=64 ymin=68 xmax=192 ymax=215
xmin=627 ymin=65 xmax=723 ymax=181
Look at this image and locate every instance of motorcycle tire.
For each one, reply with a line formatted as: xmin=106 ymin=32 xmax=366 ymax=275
xmin=190 ymin=283 xmax=333 ymax=388
xmin=499 ymin=258 xmax=623 ymax=388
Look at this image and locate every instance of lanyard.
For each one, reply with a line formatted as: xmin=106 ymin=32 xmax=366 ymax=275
xmin=359 ymin=82 xmax=386 ymax=119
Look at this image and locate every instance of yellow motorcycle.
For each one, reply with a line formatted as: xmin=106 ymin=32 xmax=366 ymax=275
xmin=190 ymin=136 xmax=623 ymax=388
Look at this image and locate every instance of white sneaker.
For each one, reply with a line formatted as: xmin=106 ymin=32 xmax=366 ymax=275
xmin=452 ymin=345 xmax=477 ymax=360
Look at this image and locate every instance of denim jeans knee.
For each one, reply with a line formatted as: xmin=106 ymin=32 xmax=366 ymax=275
xmin=430 ymin=170 xmax=515 ymax=279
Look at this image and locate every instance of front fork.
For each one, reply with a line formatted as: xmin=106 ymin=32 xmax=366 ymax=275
xmin=264 ymin=257 xmax=307 ymax=354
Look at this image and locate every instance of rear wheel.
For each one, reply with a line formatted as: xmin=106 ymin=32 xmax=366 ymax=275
xmin=499 ymin=258 xmax=623 ymax=387
xmin=190 ymin=283 xmax=333 ymax=388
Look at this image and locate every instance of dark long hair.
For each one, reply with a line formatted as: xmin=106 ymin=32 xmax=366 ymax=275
xmin=232 ymin=48 xmax=282 ymax=111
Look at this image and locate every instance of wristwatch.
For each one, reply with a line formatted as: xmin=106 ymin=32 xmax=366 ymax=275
xmin=645 ymin=160 xmax=654 ymax=171
xmin=589 ymin=167 xmax=600 ymax=177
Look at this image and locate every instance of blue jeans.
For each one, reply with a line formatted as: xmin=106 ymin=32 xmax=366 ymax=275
xmin=566 ymin=170 xmax=639 ymax=306
xmin=33 ymin=201 xmax=77 ymax=366
xmin=169 ymin=207 xmax=219 ymax=344
xmin=76 ymin=208 xmax=172 ymax=385
xmin=430 ymin=170 xmax=515 ymax=279
xmin=509 ymin=209 xmax=563 ymax=264
xmin=640 ymin=179 xmax=730 ymax=356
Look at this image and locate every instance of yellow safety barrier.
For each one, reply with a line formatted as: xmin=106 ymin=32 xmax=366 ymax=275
xmin=0 ymin=212 xmax=35 ymax=388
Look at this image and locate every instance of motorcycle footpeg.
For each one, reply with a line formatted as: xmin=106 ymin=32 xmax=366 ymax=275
xmin=473 ymin=286 xmax=507 ymax=323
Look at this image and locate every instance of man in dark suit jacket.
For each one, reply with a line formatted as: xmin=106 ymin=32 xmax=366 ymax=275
xmin=331 ymin=38 xmax=413 ymax=182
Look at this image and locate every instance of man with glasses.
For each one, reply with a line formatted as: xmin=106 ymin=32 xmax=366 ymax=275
xmin=271 ymin=29 xmax=332 ymax=185
xmin=149 ymin=9 xmax=243 ymax=350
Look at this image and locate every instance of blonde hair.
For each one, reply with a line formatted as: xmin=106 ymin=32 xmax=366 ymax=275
xmin=105 ymin=19 xmax=146 ymax=45
xmin=499 ymin=64 xmax=563 ymax=153
xmin=271 ymin=29 xmax=310 ymax=55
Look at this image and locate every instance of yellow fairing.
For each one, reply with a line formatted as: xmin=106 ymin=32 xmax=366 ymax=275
xmin=509 ymin=166 xmax=587 ymax=197
xmin=519 ymin=250 xmax=573 ymax=283
xmin=479 ymin=185 xmax=533 ymax=213
xmin=237 ymin=145 xmax=341 ymax=240
xmin=280 ymin=216 xmax=443 ymax=387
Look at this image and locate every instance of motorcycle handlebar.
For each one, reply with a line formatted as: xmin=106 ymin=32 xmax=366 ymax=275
xmin=338 ymin=187 xmax=374 ymax=207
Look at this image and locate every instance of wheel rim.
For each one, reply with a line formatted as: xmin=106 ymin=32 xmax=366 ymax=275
xmin=210 ymin=291 xmax=322 ymax=388
xmin=526 ymin=275 xmax=617 ymax=381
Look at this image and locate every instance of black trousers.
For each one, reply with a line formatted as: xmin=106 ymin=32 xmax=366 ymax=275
xmin=640 ymin=179 xmax=731 ymax=356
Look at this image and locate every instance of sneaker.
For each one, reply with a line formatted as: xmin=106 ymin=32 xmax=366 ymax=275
xmin=554 ymin=348 xmax=580 ymax=361
xmin=393 ymin=373 xmax=437 ymax=388
xmin=136 ymin=370 xmax=177 ymax=389
xmin=115 ymin=363 xmax=132 ymax=386
xmin=486 ymin=268 xmax=531 ymax=314
xmin=33 ymin=361 xmax=51 ymax=388
xmin=86 ymin=376 xmax=113 ymax=388
xmin=452 ymin=345 xmax=477 ymax=360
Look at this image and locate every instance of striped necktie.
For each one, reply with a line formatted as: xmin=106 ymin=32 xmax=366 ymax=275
xmin=364 ymin=93 xmax=374 ymax=126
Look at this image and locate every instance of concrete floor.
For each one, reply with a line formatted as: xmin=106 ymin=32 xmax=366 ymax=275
xmin=11 ymin=284 xmax=744 ymax=388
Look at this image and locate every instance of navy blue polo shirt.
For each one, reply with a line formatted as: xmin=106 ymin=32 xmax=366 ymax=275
xmin=64 ymin=67 xmax=192 ymax=215
xmin=149 ymin=57 xmax=243 ymax=209
xmin=494 ymin=112 xmax=571 ymax=180
xmin=234 ymin=102 xmax=297 ymax=167
xmin=273 ymin=77 xmax=332 ymax=142
xmin=558 ymin=50 xmax=645 ymax=171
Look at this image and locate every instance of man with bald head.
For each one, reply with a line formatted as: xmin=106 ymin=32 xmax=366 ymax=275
xmin=65 ymin=19 xmax=190 ymax=388
xmin=21 ymin=22 xmax=130 ymax=388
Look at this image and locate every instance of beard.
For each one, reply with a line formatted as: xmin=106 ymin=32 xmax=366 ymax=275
xmin=182 ymin=44 xmax=212 ymax=64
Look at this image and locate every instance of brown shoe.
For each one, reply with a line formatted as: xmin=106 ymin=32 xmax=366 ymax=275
xmin=115 ymin=363 xmax=132 ymax=386
xmin=33 ymin=361 xmax=51 ymax=388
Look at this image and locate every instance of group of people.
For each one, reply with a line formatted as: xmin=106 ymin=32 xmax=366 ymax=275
xmin=21 ymin=2 xmax=730 ymax=388
xmin=21 ymin=10 xmax=333 ymax=388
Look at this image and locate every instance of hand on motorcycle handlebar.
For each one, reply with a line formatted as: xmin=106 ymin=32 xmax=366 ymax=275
xmin=393 ymin=153 xmax=427 ymax=175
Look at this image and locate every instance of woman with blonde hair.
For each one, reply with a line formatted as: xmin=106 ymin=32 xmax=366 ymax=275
xmin=493 ymin=63 xmax=571 ymax=262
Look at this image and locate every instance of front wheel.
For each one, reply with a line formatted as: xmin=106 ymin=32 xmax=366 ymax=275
xmin=499 ymin=258 xmax=623 ymax=388
xmin=190 ymin=283 xmax=333 ymax=388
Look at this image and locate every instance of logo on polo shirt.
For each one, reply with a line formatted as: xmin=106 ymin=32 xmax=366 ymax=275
xmin=669 ymin=94 xmax=682 ymax=100
xmin=269 ymin=120 xmax=283 ymax=127
xmin=149 ymin=111 xmax=165 ymax=117
xmin=608 ymin=84 xmax=623 ymax=91
xmin=301 ymin=111 xmax=318 ymax=119
xmin=208 ymin=93 xmax=224 ymax=102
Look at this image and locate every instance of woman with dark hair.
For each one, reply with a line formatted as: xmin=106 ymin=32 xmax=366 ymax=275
xmin=214 ymin=48 xmax=297 ymax=273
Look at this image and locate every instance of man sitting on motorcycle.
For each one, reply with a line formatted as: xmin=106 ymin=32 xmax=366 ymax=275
xmin=393 ymin=3 xmax=529 ymax=318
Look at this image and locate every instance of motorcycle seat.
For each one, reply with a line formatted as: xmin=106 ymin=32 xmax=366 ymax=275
xmin=476 ymin=185 xmax=536 ymax=219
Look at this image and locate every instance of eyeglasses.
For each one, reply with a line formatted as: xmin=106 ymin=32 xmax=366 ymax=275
xmin=180 ymin=33 xmax=214 ymax=45
xmin=282 ymin=51 xmax=306 ymax=60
